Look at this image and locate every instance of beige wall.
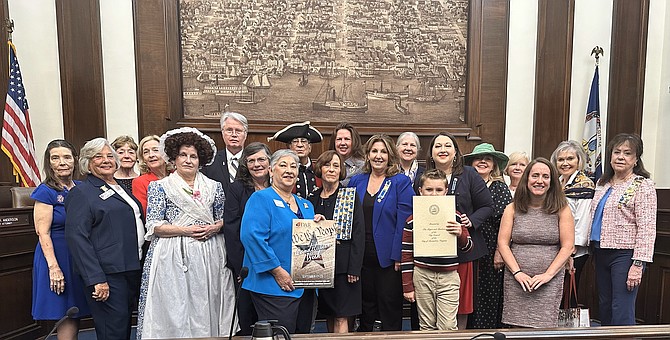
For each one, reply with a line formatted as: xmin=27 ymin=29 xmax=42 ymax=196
xmin=8 ymin=0 xmax=670 ymax=187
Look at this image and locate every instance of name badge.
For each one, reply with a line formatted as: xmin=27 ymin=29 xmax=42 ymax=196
xmin=273 ymin=199 xmax=285 ymax=208
xmin=99 ymin=190 xmax=115 ymax=200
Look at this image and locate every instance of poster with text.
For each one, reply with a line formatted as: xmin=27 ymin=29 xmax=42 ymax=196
xmin=291 ymin=219 xmax=337 ymax=288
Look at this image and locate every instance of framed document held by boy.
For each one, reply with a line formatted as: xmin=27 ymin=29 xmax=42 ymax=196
xmin=291 ymin=219 xmax=337 ymax=288
xmin=412 ymin=195 xmax=457 ymax=257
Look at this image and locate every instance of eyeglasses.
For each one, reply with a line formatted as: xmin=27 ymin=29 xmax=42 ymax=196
xmin=246 ymin=157 xmax=269 ymax=165
xmin=290 ymin=138 xmax=309 ymax=146
xmin=223 ymin=128 xmax=246 ymax=136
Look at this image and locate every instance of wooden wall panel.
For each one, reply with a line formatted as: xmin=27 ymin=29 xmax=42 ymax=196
xmin=579 ymin=189 xmax=670 ymax=325
xmin=55 ymin=0 xmax=106 ymax=150
xmin=468 ymin=0 xmax=510 ymax=153
xmin=606 ymin=0 xmax=649 ymax=138
xmin=636 ymin=189 xmax=670 ymax=324
xmin=132 ymin=0 xmax=182 ymax=138
xmin=532 ymin=0 xmax=574 ymax=159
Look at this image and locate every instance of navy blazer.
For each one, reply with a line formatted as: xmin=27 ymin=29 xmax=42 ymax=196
xmin=201 ymin=150 xmax=233 ymax=194
xmin=223 ymin=180 xmax=254 ymax=277
xmin=65 ymin=175 xmax=143 ymax=287
xmin=447 ymin=166 xmax=494 ymax=262
xmin=349 ymin=173 xmax=413 ymax=268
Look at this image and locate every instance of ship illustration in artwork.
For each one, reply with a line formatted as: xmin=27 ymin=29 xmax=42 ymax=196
xmin=312 ymin=75 xmax=367 ymax=113
xmin=203 ymin=101 xmax=230 ymax=118
xmin=298 ymin=73 xmax=309 ymax=87
xmin=237 ymin=73 xmax=271 ymax=104
xmin=408 ymin=78 xmax=446 ymax=103
xmin=365 ymin=81 xmax=409 ymax=100
xmin=242 ymin=73 xmax=272 ymax=89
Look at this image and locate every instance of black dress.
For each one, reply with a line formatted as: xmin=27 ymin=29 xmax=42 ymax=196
xmin=115 ymin=177 xmax=134 ymax=193
xmin=309 ymin=187 xmax=364 ymax=317
xmin=468 ymin=180 xmax=513 ymax=328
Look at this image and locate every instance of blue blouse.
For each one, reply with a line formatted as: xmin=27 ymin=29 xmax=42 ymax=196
xmin=240 ymin=187 xmax=315 ymax=298
xmin=590 ymin=187 xmax=613 ymax=242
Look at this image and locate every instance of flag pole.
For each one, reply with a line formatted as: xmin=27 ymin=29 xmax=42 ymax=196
xmin=590 ymin=46 xmax=604 ymax=66
xmin=5 ymin=18 xmax=13 ymax=42
xmin=582 ymin=46 xmax=604 ymax=183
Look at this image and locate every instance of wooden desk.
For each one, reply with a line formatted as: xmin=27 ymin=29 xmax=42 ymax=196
xmin=183 ymin=325 xmax=670 ymax=340
xmin=0 ymin=207 xmax=40 ymax=339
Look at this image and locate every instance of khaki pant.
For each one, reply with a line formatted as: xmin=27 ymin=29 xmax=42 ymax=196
xmin=413 ymin=266 xmax=460 ymax=330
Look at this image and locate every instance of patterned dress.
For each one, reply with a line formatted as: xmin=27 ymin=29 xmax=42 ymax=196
xmin=502 ymin=207 xmax=564 ymax=328
xmin=137 ymin=172 xmax=237 ymax=338
xmin=469 ymin=180 xmax=512 ymax=328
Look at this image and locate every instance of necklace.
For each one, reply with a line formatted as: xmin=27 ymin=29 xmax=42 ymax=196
xmin=272 ymin=185 xmax=293 ymax=204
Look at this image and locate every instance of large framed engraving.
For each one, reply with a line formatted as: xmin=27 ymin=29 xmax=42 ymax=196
xmin=133 ymin=0 xmax=509 ymax=146
xmin=179 ymin=0 xmax=469 ymax=127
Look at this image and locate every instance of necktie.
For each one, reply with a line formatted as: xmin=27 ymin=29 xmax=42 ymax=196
xmin=229 ymin=157 xmax=238 ymax=183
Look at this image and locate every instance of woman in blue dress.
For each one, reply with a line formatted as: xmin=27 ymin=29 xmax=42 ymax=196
xmin=32 ymin=139 xmax=89 ymax=339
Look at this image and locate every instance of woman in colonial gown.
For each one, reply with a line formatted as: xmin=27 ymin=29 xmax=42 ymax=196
xmin=137 ymin=127 xmax=237 ymax=339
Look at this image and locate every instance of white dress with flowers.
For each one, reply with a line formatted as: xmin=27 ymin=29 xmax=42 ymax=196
xmin=137 ymin=172 xmax=238 ymax=339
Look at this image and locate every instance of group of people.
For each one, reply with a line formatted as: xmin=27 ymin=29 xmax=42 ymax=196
xmin=30 ymin=111 xmax=657 ymax=339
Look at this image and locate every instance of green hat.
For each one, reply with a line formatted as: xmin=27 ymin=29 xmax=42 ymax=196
xmin=464 ymin=143 xmax=509 ymax=171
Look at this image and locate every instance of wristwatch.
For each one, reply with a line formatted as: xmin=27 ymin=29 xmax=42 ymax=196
xmin=633 ymin=260 xmax=644 ymax=267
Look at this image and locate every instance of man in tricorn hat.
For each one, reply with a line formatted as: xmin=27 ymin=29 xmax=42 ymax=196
xmin=269 ymin=121 xmax=322 ymax=198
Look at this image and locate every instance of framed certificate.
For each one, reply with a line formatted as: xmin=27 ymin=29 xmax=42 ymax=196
xmin=412 ymin=195 xmax=457 ymax=257
xmin=291 ymin=219 xmax=337 ymax=288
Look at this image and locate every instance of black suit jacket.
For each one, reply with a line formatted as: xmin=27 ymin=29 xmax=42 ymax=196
xmin=64 ymin=175 xmax=143 ymax=287
xmin=448 ymin=166 xmax=494 ymax=262
xmin=223 ymin=180 xmax=254 ymax=277
xmin=201 ymin=150 xmax=233 ymax=194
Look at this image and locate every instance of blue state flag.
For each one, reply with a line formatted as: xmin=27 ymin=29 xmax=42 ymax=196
xmin=581 ymin=66 xmax=602 ymax=182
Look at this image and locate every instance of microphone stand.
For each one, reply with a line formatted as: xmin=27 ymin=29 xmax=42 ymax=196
xmin=470 ymin=332 xmax=506 ymax=340
xmin=229 ymin=267 xmax=249 ymax=340
xmin=44 ymin=306 xmax=79 ymax=339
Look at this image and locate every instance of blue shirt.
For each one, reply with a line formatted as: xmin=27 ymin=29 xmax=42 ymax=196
xmin=240 ymin=187 xmax=315 ymax=298
xmin=31 ymin=182 xmax=81 ymax=232
xmin=590 ymin=187 xmax=613 ymax=242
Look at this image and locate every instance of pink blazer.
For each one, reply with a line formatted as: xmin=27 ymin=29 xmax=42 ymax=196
xmin=589 ymin=176 xmax=657 ymax=262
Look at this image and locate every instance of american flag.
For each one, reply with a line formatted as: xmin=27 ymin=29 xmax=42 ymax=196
xmin=1 ymin=41 xmax=40 ymax=186
xmin=581 ymin=66 xmax=602 ymax=182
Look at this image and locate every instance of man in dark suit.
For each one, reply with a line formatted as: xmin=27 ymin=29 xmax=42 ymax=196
xmin=268 ymin=121 xmax=322 ymax=199
xmin=201 ymin=112 xmax=248 ymax=193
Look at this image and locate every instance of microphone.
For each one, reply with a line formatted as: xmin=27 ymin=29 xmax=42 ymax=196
xmin=470 ymin=332 xmax=506 ymax=340
xmin=45 ymin=307 xmax=79 ymax=339
xmin=229 ymin=266 xmax=249 ymax=340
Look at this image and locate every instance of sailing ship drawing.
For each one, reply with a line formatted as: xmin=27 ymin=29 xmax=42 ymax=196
xmin=237 ymin=73 xmax=272 ymax=104
xmin=408 ymin=79 xmax=446 ymax=103
xmin=312 ymin=74 xmax=368 ymax=113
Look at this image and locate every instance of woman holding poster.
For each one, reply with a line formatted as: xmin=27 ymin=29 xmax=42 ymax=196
xmin=240 ymin=149 xmax=324 ymax=333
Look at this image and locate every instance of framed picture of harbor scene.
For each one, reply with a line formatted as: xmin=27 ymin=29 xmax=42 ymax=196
xmin=179 ymin=0 xmax=469 ymax=126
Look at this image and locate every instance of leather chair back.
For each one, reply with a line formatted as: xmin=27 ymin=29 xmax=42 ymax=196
xmin=10 ymin=187 xmax=36 ymax=208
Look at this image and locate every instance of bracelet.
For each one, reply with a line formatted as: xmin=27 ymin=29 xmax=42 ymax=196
xmin=512 ymin=270 xmax=522 ymax=276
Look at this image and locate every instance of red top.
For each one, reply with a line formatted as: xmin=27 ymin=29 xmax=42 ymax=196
xmin=132 ymin=172 xmax=159 ymax=215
